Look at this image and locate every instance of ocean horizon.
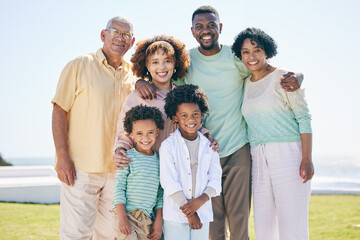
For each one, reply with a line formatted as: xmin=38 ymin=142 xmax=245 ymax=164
xmin=4 ymin=156 xmax=360 ymax=194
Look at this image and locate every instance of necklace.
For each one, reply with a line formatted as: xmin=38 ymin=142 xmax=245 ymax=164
xmin=251 ymin=65 xmax=273 ymax=82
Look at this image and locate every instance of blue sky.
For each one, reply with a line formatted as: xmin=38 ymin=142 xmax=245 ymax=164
xmin=0 ymin=0 xmax=359 ymax=160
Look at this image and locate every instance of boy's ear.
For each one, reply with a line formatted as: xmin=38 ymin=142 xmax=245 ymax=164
xmin=129 ymin=132 xmax=134 ymax=138
xmin=172 ymin=115 xmax=178 ymax=123
xmin=156 ymin=128 xmax=160 ymax=137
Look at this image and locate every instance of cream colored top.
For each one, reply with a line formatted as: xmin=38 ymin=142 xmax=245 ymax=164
xmin=52 ymin=49 xmax=136 ymax=173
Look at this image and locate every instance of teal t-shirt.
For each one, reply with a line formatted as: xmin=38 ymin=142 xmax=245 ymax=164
xmin=179 ymin=46 xmax=251 ymax=158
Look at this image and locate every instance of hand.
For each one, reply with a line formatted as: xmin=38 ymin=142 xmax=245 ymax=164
xmin=281 ymin=72 xmax=301 ymax=92
xmin=56 ymin=154 xmax=76 ymax=186
xmin=118 ymin=214 xmax=132 ymax=235
xmin=180 ymin=196 xmax=207 ymax=217
xmin=209 ymin=138 xmax=220 ymax=153
xmin=187 ymin=212 xmax=202 ymax=230
xmin=147 ymin=218 xmax=162 ymax=240
xmin=136 ymin=79 xmax=157 ymax=100
xmin=300 ymin=159 xmax=314 ymax=183
xmin=114 ymin=148 xmax=131 ymax=170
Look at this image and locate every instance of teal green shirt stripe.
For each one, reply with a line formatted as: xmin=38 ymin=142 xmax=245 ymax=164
xmin=113 ymin=148 xmax=163 ymax=217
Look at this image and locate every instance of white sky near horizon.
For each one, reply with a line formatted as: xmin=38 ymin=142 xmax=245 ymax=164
xmin=0 ymin=0 xmax=359 ymax=161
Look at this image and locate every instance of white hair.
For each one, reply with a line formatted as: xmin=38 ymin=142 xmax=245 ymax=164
xmin=106 ymin=16 xmax=134 ymax=35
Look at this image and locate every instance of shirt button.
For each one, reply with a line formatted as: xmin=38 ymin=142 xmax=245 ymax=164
xmin=189 ymin=189 xmax=191 ymax=191
xmin=189 ymin=173 xmax=191 ymax=175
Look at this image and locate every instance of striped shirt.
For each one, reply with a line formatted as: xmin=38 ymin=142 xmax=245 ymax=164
xmin=113 ymin=148 xmax=163 ymax=217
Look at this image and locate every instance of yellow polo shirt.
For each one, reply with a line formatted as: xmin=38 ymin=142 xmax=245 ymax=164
xmin=52 ymin=49 xmax=136 ymax=173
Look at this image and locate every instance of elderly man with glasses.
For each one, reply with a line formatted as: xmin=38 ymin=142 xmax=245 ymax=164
xmin=52 ymin=16 xmax=136 ymax=240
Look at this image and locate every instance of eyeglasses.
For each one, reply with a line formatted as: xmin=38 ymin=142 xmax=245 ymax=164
xmin=105 ymin=28 xmax=133 ymax=40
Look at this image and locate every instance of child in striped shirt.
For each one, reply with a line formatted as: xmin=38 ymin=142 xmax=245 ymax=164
xmin=112 ymin=105 xmax=164 ymax=240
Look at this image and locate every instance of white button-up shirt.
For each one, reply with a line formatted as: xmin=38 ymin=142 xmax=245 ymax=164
xmin=160 ymin=129 xmax=222 ymax=223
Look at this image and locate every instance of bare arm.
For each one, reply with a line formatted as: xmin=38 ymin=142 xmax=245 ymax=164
xmin=115 ymin=204 xmax=132 ymax=235
xmin=148 ymin=208 xmax=163 ymax=240
xmin=300 ymin=133 xmax=314 ymax=183
xmin=135 ymin=79 xmax=157 ymax=100
xmin=52 ymin=104 xmax=76 ymax=186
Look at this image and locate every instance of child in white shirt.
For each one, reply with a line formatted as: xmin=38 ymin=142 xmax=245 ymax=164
xmin=160 ymin=84 xmax=222 ymax=240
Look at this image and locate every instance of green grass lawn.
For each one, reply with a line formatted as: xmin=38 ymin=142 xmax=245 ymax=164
xmin=0 ymin=195 xmax=359 ymax=239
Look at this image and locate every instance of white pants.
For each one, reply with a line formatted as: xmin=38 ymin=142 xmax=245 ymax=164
xmin=163 ymin=220 xmax=209 ymax=240
xmin=251 ymin=142 xmax=311 ymax=240
xmin=60 ymin=168 xmax=116 ymax=240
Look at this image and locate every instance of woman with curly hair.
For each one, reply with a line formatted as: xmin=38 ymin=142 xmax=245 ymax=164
xmin=232 ymin=27 xmax=314 ymax=240
xmin=113 ymin=35 xmax=218 ymax=168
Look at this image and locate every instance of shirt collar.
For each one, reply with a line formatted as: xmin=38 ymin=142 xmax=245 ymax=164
xmin=96 ymin=48 xmax=130 ymax=71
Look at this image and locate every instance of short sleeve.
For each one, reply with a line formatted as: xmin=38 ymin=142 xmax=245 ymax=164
xmin=51 ymin=60 xmax=78 ymax=112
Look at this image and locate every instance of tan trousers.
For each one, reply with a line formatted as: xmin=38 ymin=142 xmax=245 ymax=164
xmin=60 ymin=168 xmax=116 ymax=240
xmin=209 ymin=144 xmax=251 ymax=240
xmin=112 ymin=209 xmax=153 ymax=240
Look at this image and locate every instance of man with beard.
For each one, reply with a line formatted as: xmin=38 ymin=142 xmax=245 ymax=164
xmin=185 ymin=6 xmax=303 ymax=240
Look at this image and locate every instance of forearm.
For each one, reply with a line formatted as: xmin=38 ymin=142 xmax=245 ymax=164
xmin=301 ymin=133 xmax=312 ymax=161
xmin=154 ymin=208 xmax=163 ymax=223
xmin=52 ymin=104 xmax=69 ymax=159
xmin=115 ymin=204 xmax=128 ymax=219
xmin=196 ymin=193 xmax=209 ymax=204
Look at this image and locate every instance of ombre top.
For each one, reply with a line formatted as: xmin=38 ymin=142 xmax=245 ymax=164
xmin=242 ymin=67 xmax=312 ymax=147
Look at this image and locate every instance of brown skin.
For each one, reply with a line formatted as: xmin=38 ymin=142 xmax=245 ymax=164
xmin=52 ymin=104 xmax=76 ymax=186
xmin=187 ymin=212 xmax=203 ymax=230
xmin=52 ymin=21 xmax=134 ymax=186
xmin=100 ymin=21 xmax=135 ymax=69
xmin=116 ymin=204 xmax=132 ymax=235
xmin=148 ymin=208 xmax=163 ymax=240
xmin=191 ymin=13 xmax=222 ymax=56
xmin=180 ymin=193 xmax=209 ymax=217
xmin=180 ymin=193 xmax=209 ymax=230
xmin=300 ymin=133 xmax=314 ymax=183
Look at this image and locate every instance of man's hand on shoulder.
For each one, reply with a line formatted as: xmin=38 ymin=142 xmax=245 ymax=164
xmin=281 ymin=72 xmax=303 ymax=92
xmin=135 ymin=79 xmax=157 ymax=100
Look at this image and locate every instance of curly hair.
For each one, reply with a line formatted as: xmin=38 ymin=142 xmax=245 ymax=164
xmin=231 ymin=27 xmax=278 ymax=60
xmin=123 ymin=105 xmax=164 ymax=134
xmin=164 ymin=84 xmax=209 ymax=119
xmin=192 ymin=5 xmax=220 ymax=22
xmin=130 ymin=35 xmax=190 ymax=81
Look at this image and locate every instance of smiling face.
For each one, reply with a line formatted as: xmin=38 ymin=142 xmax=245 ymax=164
xmin=130 ymin=119 xmax=159 ymax=156
xmin=240 ymin=38 xmax=268 ymax=73
xmin=101 ymin=21 xmax=135 ymax=61
xmin=191 ymin=13 xmax=222 ymax=55
xmin=172 ymin=103 xmax=203 ymax=141
xmin=146 ymin=49 xmax=175 ymax=90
